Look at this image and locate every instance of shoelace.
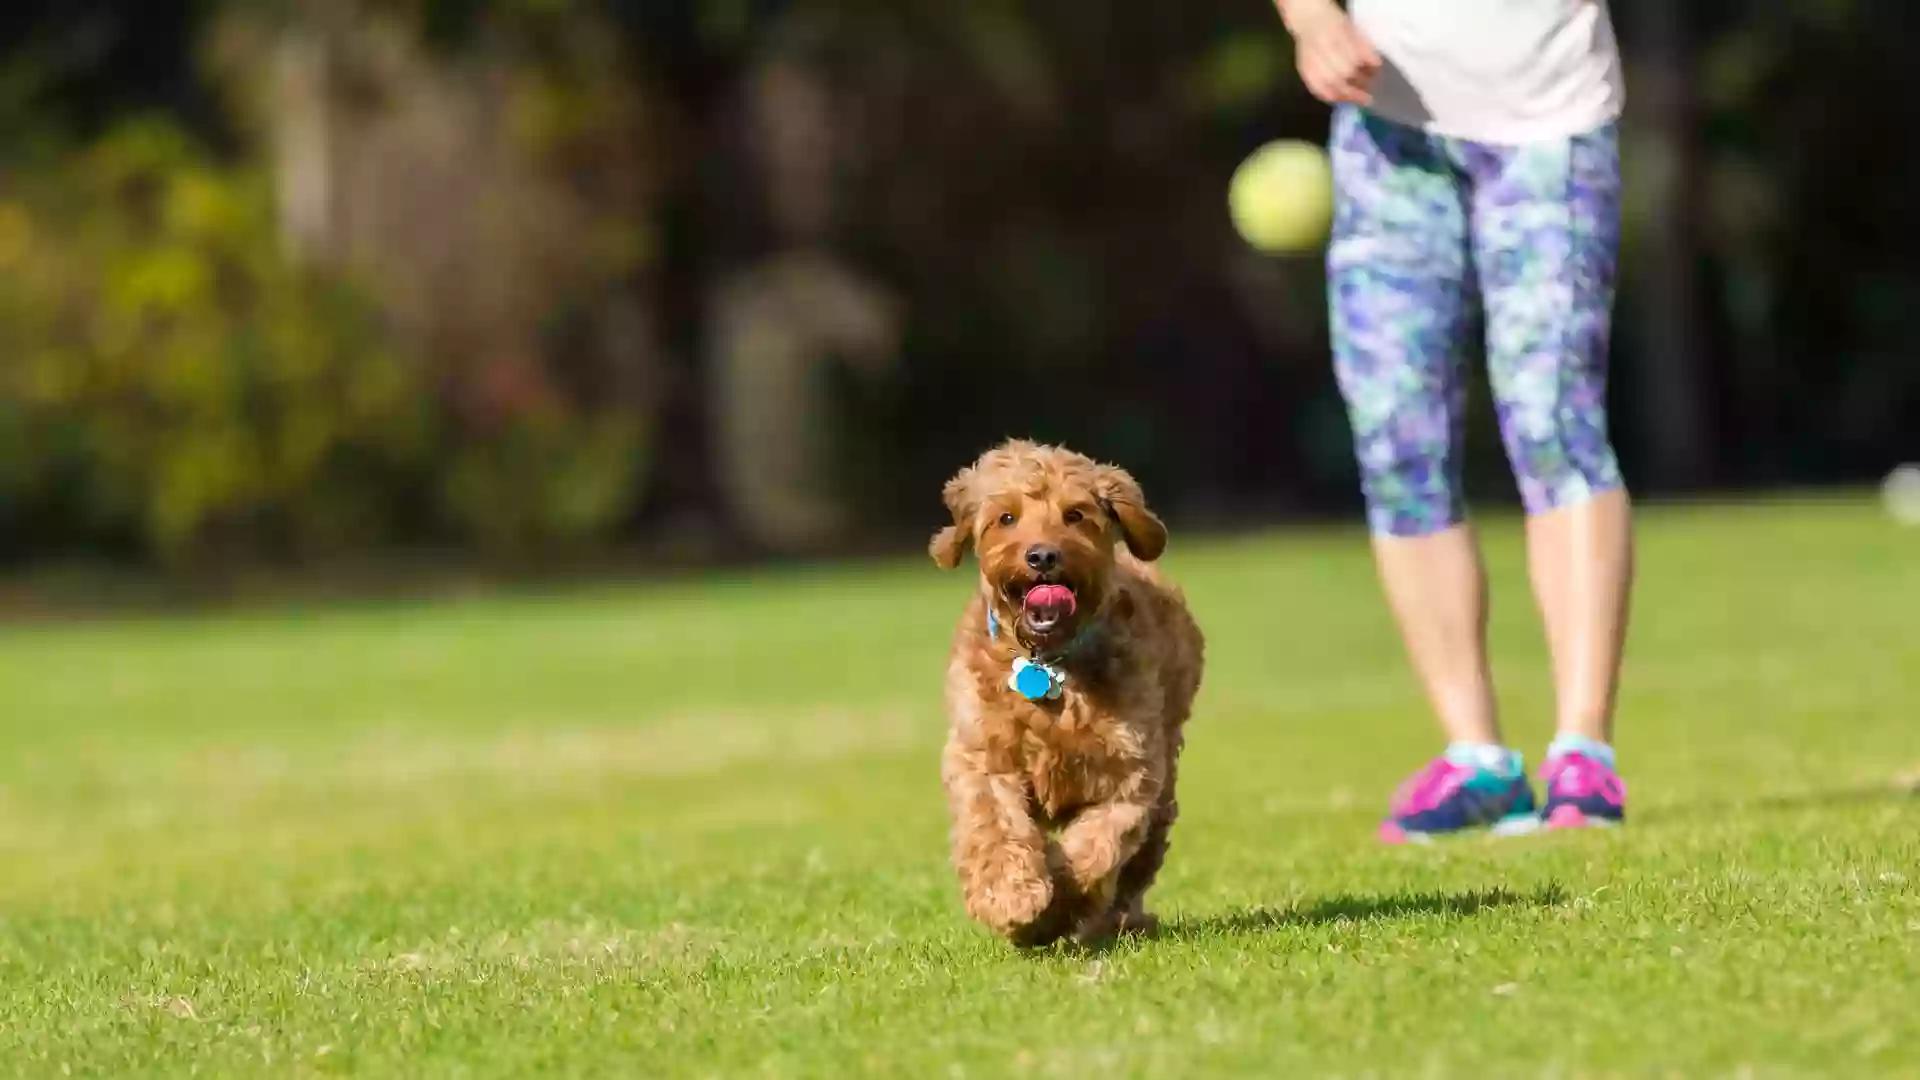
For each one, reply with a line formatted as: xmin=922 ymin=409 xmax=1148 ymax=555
xmin=1391 ymin=758 xmax=1471 ymax=816
xmin=1546 ymin=754 xmax=1626 ymax=801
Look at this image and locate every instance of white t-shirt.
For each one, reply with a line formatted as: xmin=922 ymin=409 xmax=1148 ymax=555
xmin=1348 ymin=0 xmax=1625 ymax=144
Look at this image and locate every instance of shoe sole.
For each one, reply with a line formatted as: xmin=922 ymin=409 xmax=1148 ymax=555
xmin=1380 ymin=809 xmax=1542 ymax=845
xmin=1382 ymin=809 xmax=1624 ymax=843
xmin=1490 ymin=812 xmax=1544 ymax=837
xmin=1543 ymin=804 xmax=1623 ymax=830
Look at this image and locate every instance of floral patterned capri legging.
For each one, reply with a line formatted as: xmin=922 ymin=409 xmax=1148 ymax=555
xmin=1326 ymin=103 xmax=1626 ymax=537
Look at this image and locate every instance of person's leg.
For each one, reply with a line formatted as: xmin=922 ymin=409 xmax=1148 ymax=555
xmin=1326 ymin=105 xmax=1534 ymax=842
xmin=1527 ymin=493 xmax=1632 ymax=746
xmin=1464 ymin=123 xmax=1631 ymax=827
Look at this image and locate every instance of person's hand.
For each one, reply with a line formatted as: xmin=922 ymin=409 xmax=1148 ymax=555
xmin=1278 ymin=0 xmax=1382 ymax=106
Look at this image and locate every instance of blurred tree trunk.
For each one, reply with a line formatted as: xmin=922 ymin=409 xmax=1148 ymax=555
xmin=1622 ymin=0 xmax=1714 ymax=490
xmin=633 ymin=43 xmax=734 ymax=547
xmin=705 ymin=36 xmax=900 ymax=554
xmin=224 ymin=4 xmax=672 ymax=551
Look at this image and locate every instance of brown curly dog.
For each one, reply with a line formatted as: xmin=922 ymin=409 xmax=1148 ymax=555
xmin=930 ymin=439 xmax=1204 ymax=947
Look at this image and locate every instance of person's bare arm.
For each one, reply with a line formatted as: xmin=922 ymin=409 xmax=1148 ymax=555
xmin=1274 ymin=0 xmax=1383 ymax=106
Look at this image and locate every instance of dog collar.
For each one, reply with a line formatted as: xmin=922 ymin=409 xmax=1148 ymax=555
xmin=988 ymin=608 xmax=1100 ymax=702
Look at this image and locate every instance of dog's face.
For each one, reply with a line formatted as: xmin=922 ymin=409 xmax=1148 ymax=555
xmin=930 ymin=440 xmax=1167 ymax=645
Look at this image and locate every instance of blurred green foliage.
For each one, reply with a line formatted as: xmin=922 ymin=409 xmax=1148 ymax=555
xmin=440 ymin=409 xmax=647 ymax=559
xmin=0 ymin=121 xmax=430 ymax=563
xmin=0 ymin=120 xmax=646 ymax=564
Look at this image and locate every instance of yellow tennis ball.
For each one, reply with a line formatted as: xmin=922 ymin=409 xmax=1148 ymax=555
xmin=1228 ymin=139 xmax=1334 ymax=254
xmin=1884 ymin=463 xmax=1920 ymax=527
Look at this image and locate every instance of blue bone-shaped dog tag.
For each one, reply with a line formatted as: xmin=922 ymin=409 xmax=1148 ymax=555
xmin=1009 ymin=658 xmax=1062 ymax=701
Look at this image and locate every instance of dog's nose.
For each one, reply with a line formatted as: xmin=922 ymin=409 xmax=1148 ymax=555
xmin=1025 ymin=545 xmax=1061 ymax=573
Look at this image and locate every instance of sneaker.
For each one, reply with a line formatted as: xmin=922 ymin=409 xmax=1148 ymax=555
xmin=1539 ymin=751 xmax=1626 ymax=829
xmin=1379 ymin=755 xmax=1539 ymax=844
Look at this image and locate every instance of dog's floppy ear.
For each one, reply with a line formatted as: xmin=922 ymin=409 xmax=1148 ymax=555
xmin=929 ymin=466 xmax=978 ymax=570
xmin=1096 ymin=464 xmax=1168 ymax=561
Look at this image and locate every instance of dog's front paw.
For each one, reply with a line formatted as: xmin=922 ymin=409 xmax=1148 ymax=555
xmin=1115 ymin=907 xmax=1160 ymax=937
xmin=1069 ymin=908 xmax=1122 ymax=945
xmin=1008 ymin=904 xmax=1074 ymax=949
xmin=1069 ymin=900 xmax=1159 ymax=946
xmin=966 ymin=861 xmax=1055 ymax=939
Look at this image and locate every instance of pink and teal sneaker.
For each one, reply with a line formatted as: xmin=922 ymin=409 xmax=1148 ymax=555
xmin=1539 ymin=742 xmax=1626 ymax=829
xmin=1379 ymin=746 xmax=1539 ymax=844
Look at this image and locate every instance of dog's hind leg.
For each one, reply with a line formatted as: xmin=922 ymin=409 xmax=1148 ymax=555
xmin=1106 ymin=747 xmax=1181 ymax=936
xmin=1107 ymin=804 xmax=1174 ymax=935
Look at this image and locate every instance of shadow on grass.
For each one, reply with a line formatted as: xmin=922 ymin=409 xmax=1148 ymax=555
xmin=1136 ymin=883 xmax=1568 ymax=948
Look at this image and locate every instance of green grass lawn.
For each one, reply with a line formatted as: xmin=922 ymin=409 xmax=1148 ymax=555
xmin=1 ymin=495 xmax=1916 ymax=1078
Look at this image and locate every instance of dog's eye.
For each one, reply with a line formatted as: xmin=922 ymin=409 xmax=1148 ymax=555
xmin=1063 ymin=509 xmax=1084 ymax=525
xmin=998 ymin=512 xmax=1016 ymax=527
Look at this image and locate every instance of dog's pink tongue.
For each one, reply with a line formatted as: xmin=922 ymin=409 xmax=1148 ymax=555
xmin=1023 ymin=584 xmax=1077 ymax=620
